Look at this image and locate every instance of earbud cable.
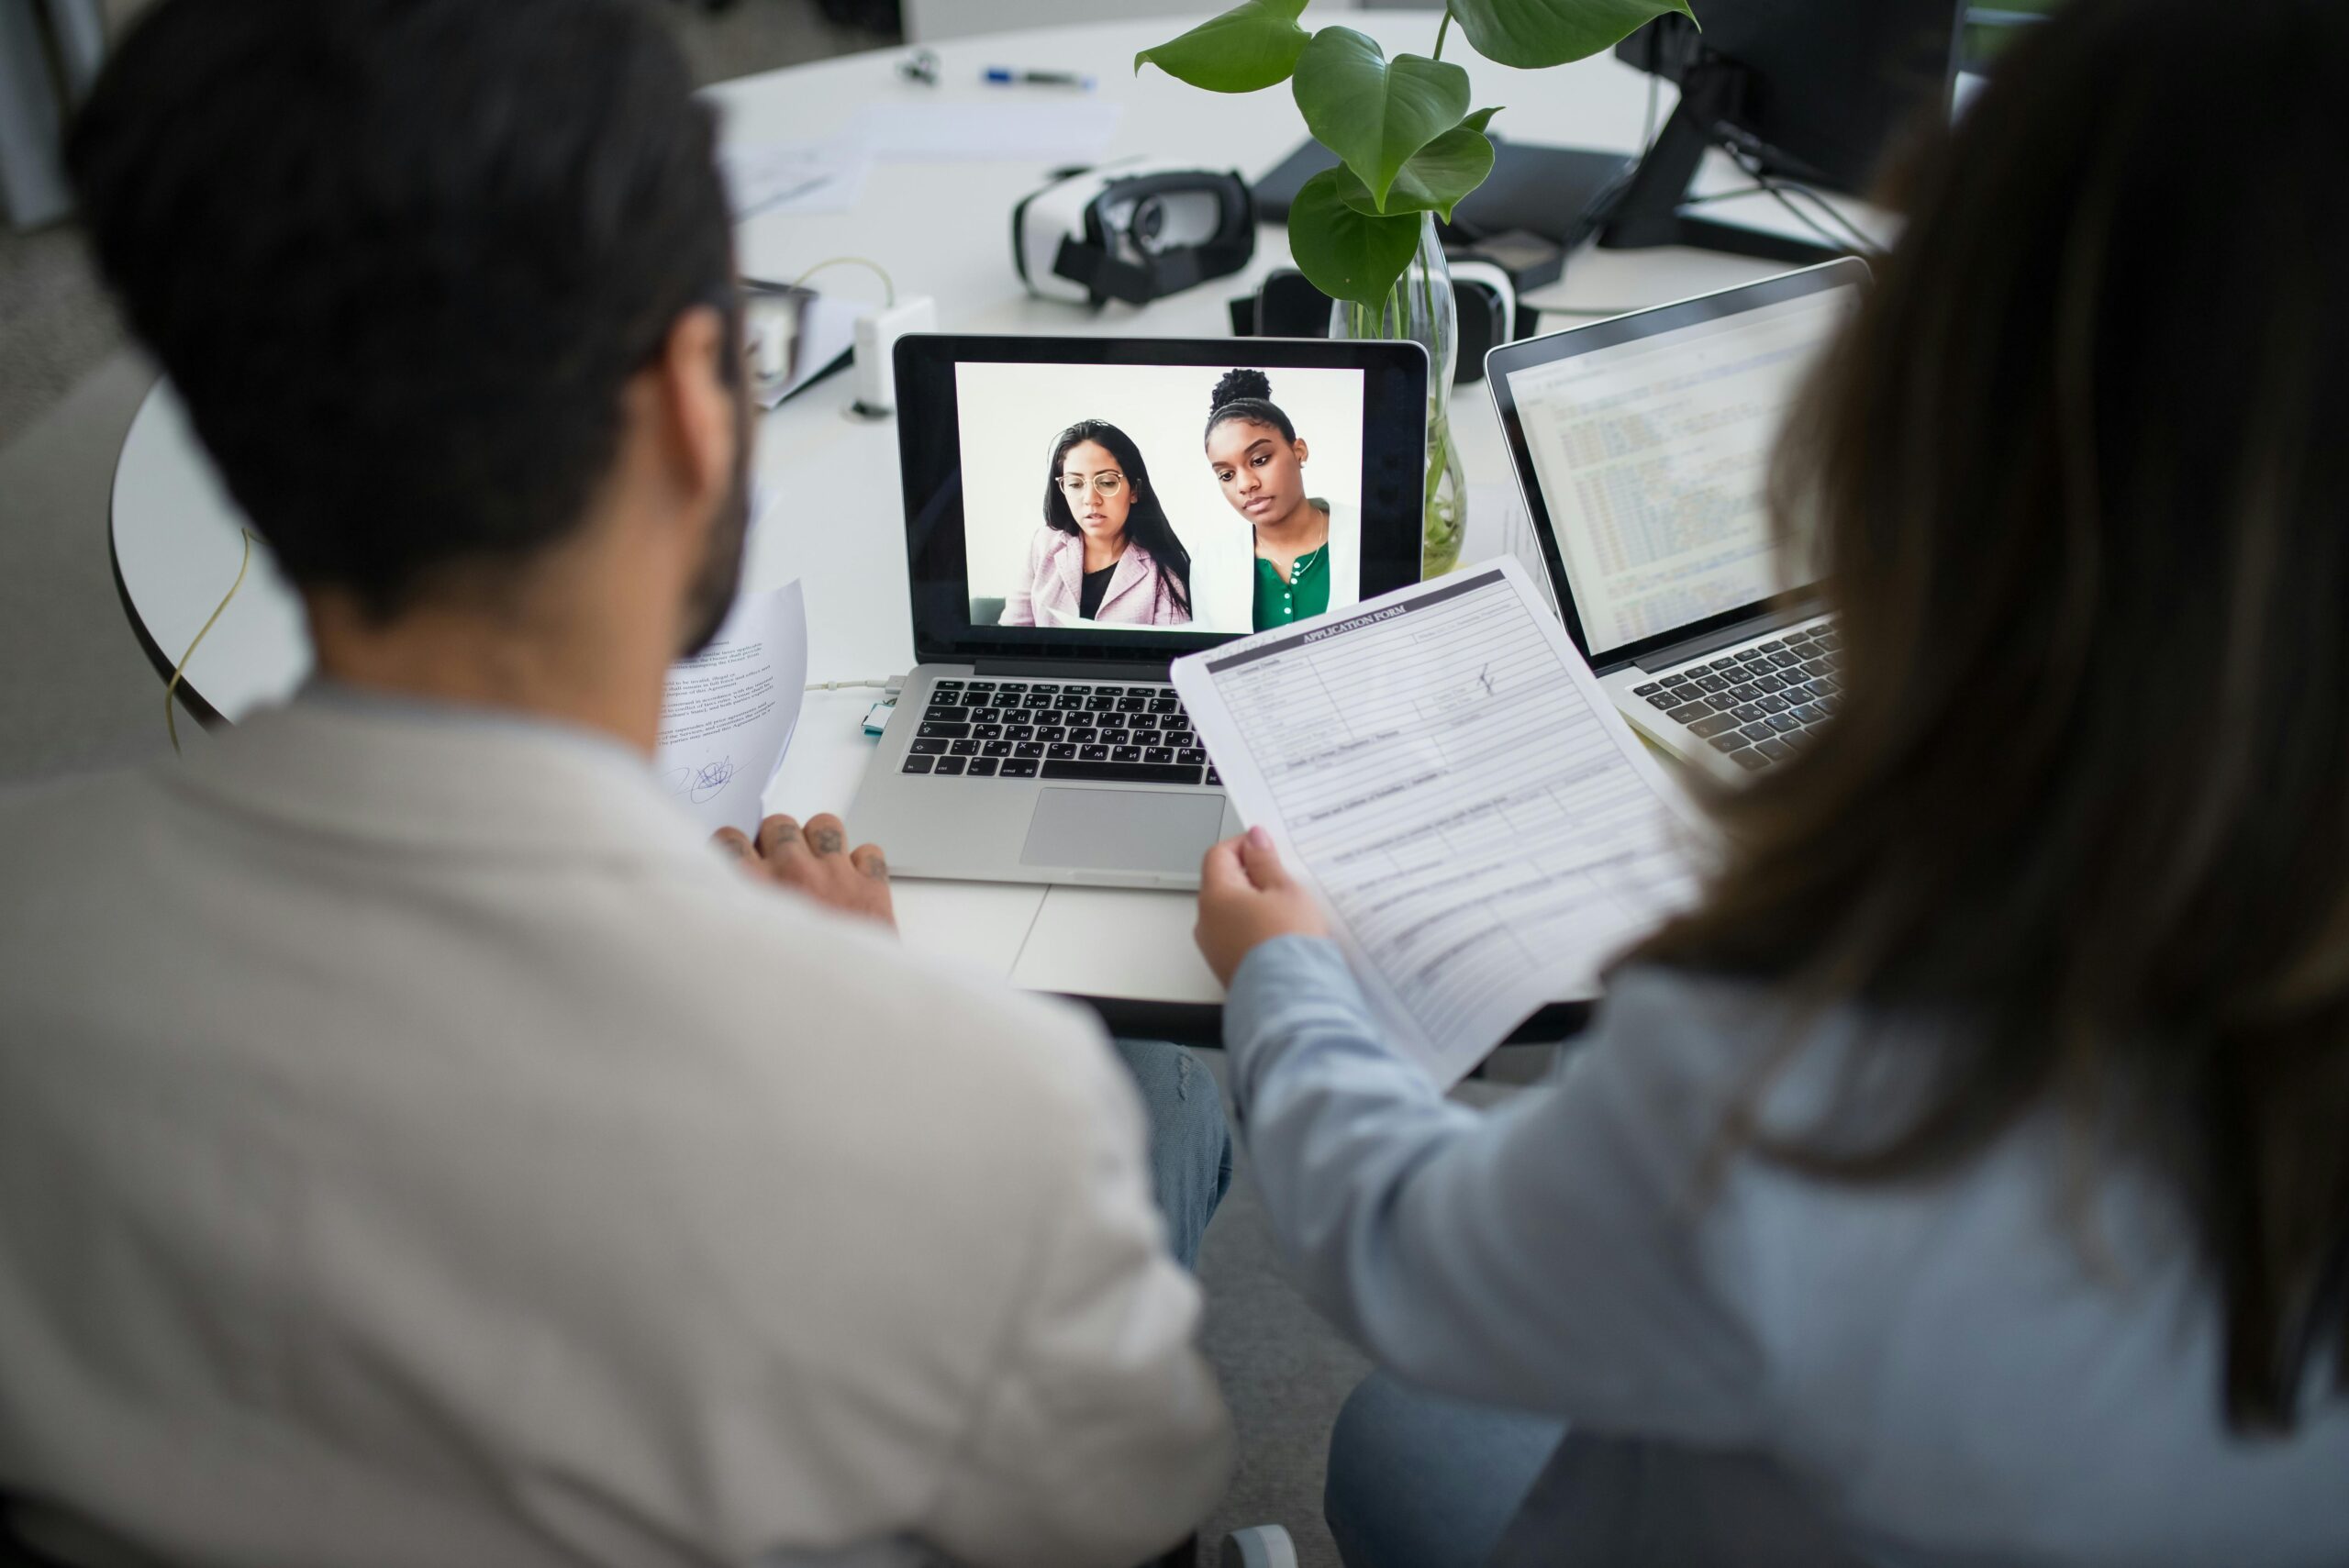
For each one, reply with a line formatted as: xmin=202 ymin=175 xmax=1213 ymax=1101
xmin=166 ymin=527 xmax=255 ymax=756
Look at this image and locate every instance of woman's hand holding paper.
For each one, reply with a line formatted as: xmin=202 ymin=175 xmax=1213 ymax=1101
xmin=1195 ymin=826 xmax=1330 ymax=986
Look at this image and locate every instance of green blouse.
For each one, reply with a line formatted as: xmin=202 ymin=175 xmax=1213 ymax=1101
xmin=1252 ymin=512 xmax=1333 ymax=630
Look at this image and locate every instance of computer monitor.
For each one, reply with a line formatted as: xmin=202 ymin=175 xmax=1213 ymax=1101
xmin=1601 ymin=1 xmax=1966 ymax=264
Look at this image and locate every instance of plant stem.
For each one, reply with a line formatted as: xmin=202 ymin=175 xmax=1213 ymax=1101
xmin=1419 ymin=238 xmax=1438 ymax=370
xmin=1432 ymin=6 xmax=1453 ymax=61
xmin=1424 ymin=414 xmax=1447 ymax=514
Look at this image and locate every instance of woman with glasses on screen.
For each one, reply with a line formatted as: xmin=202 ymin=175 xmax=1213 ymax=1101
xmin=998 ymin=420 xmax=1194 ymax=628
xmin=1204 ymin=369 xmax=1340 ymax=631
xmin=1193 ymin=0 xmax=2349 ymax=1563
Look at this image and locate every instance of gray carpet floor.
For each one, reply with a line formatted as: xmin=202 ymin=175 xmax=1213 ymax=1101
xmin=0 ymin=350 xmax=196 ymax=786
xmin=1195 ymin=1052 xmax=1376 ymax=1563
xmin=0 ymin=223 xmax=122 ymax=456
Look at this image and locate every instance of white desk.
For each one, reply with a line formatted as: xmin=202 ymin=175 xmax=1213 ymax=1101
xmin=108 ymin=12 xmax=1838 ymax=1018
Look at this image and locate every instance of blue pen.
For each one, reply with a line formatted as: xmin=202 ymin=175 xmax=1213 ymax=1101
xmin=984 ymin=66 xmax=1097 ymax=90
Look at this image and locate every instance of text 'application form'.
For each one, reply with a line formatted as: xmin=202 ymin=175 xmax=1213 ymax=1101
xmin=1175 ymin=561 xmax=1699 ymax=1084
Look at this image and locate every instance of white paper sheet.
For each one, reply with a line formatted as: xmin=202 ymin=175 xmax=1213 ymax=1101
xmin=1173 ymin=557 xmax=1700 ymax=1085
xmin=845 ymin=100 xmax=1122 ymax=163
xmin=655 ymin=581 xmax=808 ymax=837
xmin=720 ymin=140 xmax=872 ymax=219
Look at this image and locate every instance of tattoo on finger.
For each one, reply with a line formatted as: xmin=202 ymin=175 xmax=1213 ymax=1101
xmin=808 ymin=827 xmax=846 ymax=855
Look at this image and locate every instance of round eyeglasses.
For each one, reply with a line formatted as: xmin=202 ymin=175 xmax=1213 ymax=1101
xmin=1058 ymin=472 xmax=1127 ymax=499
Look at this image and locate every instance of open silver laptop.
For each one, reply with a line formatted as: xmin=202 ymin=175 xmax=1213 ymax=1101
xmin=848 ymin=333 xmax=1430 ymax=889
xmin=1486 ymin=259 xmax=1868 ymax=781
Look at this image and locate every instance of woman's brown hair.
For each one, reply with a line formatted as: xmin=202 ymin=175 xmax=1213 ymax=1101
xmin=1624 ymin=0 xmax=2349 ymax=1432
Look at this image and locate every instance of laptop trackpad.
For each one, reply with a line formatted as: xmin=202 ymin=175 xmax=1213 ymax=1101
xmin=1020 ymin=788 xmax=1228 ymax=873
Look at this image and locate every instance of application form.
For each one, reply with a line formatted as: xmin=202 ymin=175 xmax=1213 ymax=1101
xmin=1174 ymin=558 xmax=1701 ymax=1084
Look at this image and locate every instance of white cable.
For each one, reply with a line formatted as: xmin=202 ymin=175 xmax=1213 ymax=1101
xmin=805 ymin=676 xmax=904 ymax=693
xmin=789 ymin=255 xmax=896 ymax=307
xmin=166 ymin=527 xmax=255 ymax=755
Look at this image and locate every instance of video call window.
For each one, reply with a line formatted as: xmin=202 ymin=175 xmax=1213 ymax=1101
xmin=955 ymin=361 xmax=1367 ymax=637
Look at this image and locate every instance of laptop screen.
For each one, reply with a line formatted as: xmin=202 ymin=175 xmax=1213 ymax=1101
xmin=896 ymin=335 xmax=1431 ymax=668
xmin=954 ymin=361 xmax=1366 ymax=637
xmin=1490 ymin=261 xmax=1865 ymax=667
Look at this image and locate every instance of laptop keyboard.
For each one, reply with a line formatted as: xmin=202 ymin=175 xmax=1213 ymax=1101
xmin=899 ymin=679 xmax=1222 ymax=788
xmin=1633 ymin=621 xmax=1842 ymax=773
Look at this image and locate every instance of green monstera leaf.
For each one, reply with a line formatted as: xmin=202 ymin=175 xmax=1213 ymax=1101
xmin=1290 ymin=28 xmax=1471 ymax=209
xmin=1333 ymin=106 xmax=1501 ymax=221
xmin=1448 ymin=0 xmax=1697 ymax=70
xmin=1286 ymin=166 xmax=1425 ymax=306
xmin=1133 ymin=0 xmax=1312 ymax=94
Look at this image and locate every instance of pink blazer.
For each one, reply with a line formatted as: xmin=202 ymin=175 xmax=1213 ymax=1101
xmin=997 ymin=528 xmax=1192 ymax=627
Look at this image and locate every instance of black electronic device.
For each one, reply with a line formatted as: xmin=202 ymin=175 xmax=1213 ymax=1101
xmin=1252 ymin=136 xmax=1632 ymax=264
xmin=1602 ymin=1 xmax=1965 ymax=264
xmin=1242 ymin=269 xmax=1335 ymax=339
xmin=1227 ymin=267 xmax=1513 ymax=385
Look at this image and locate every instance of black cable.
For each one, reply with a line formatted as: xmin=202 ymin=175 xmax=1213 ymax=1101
xmin=1764 ymin=180 xmax=1867 ymax=254
xmin=1678 ymin=183 xmax=1770 ymax=207
xmin=1718 ymin=140 xmax=1886 ymax=258
xmin=1774 ymin=177 xmax=1884 ymax=257
xmin=1735 ymin=162 xmax=1854 ymax=254
xmin=1722 ymin=141 xmax=1882 ymax=256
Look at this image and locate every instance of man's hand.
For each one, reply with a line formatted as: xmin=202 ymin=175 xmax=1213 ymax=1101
xmin=714 ymin=813 xmax=896 ymax=930
xmin=1195 ymin=826 xmax=1329 ymax=987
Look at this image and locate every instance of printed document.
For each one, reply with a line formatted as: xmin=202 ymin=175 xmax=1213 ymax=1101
xmin=656 ymin=581 xmax=807 ymax=838
xmin=1173 ymin=558 xmax=1699 ymax=1085
xmin=845 ymin=101 xmax=1122 ymax=163
xmin=719 ymin=139 xmax=871 ymax=221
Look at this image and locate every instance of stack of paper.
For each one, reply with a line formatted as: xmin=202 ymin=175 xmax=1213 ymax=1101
xmin=721 ymin=141 xmax=871 ymax=220
xmin=844 ymin=100 xmax=1122 ymax=164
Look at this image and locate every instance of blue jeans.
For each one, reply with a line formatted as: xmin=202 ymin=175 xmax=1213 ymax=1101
xmin=1326 ymin=1373 xmax=1866 ymax=1568
xmin=1110 ymin=1039 xmax=1231 ymax=1272
xmin=1324 ymin=1373 xmax=1564 ymax=1568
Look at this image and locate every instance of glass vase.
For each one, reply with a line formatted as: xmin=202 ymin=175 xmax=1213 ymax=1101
xmin=1329 ymin=211 xmax=1465 ymax=578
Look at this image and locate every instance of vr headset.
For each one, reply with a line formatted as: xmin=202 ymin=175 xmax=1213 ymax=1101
xmin=1014 ymin=163 xmax=1254 ymax=307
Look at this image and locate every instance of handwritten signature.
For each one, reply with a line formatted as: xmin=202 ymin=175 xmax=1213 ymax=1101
xmin=662 ymin=756 xmax=739 ymax=804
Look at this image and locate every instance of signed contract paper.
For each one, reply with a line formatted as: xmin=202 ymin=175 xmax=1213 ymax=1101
xmin=656 ymin=581 xmax=808 ymax=837
xmin=1173 ymin=559 xmax=1699 ymax=1085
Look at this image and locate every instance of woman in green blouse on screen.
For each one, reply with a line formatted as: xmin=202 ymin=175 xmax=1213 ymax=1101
xmin=1205 ymin=369 xmax=1340 ymax=629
